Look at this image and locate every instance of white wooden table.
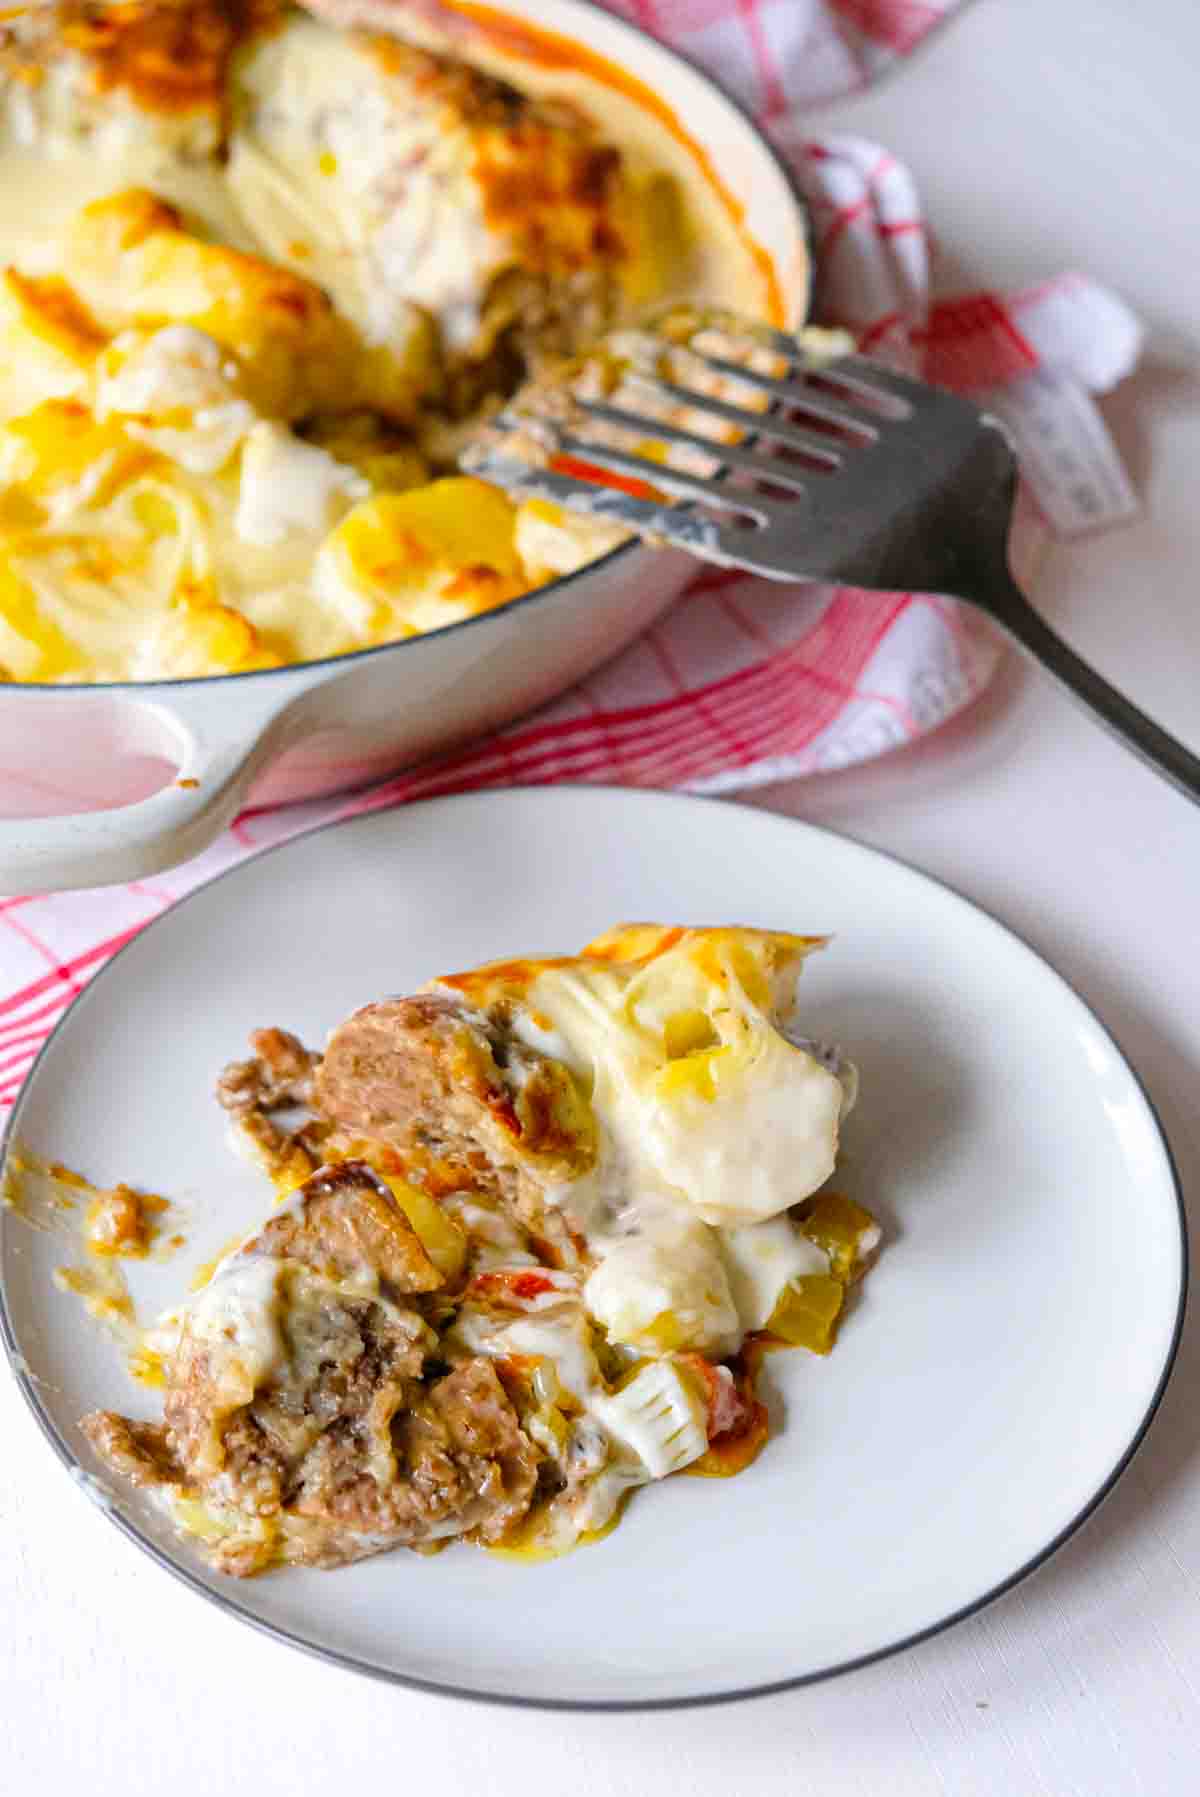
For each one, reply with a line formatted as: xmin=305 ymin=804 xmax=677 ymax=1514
xmin=4 ymin=2 xmax=1198 ymax=1790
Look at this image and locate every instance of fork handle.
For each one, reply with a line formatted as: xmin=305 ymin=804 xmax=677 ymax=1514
xmin=988 ymin=573 xmax=1200 ymax=805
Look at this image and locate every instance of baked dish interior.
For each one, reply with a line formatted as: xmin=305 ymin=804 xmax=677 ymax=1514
xmin=0 ymin=1 xmax=782 ymax=681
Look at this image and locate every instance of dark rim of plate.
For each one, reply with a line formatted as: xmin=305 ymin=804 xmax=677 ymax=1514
xmin=0 ymin=785 xmax=1188 ymax=1712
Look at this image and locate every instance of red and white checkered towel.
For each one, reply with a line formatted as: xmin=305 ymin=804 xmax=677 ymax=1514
xmin=0 ymin=0 xmax=1143 ymax=1105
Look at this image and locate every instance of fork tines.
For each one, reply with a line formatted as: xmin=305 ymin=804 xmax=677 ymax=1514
xmin=459 ymin=310 xmax=922 ymax=573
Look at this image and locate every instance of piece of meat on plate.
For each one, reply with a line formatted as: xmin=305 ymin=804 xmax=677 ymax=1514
xmin=82 ymin=1160 xmax=539 ymax=1574
xmin=313 ymin=992 xmax=596 ymax=1234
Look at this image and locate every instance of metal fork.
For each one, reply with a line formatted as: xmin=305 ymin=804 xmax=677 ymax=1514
xmin=463 ymin=316 xmax=1200 ymax=805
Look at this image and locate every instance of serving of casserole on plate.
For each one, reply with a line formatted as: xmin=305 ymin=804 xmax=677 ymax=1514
xmin=0 ymin=0 xmax=781 ymax=684
xmin=0 ymin=789 xmax=1184 ymax=1706
xmin=77 ymin=922 xmax=878 ymax=1573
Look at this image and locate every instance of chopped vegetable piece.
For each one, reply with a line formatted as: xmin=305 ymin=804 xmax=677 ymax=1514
xmin=470 ymin=1267 xmax=561 ymax=1303
xmin=765 ymin=1273 xmax=844 ymax=1354
xmin=798 ymin=1191 xmax=878 ymax=1283
xmin=682 ymin=1350 xmax=770 ymax=1478
xmin=381 ymin=1175 xmax=468 ymax=1282
xmin=590 ymin=1358 xmax=708 ymax=1478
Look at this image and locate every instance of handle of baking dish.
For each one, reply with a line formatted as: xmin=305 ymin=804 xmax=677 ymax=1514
xmin=0 ymin=680 xmax=310 ymax=894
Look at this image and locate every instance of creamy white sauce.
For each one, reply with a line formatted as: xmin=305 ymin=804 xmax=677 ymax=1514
xmin=96 ymin=326 xmax=236 ymax=419
xmin=39 ymin=454 xmax=117 ymax=526
xmin=562 ymin=1458 xmax=645 ymax=1539
xmin=94 ymin=327 xmax=257 ymax=476
xmin=450 ymin=1284 xmax=708 ymax=1515
xmin=228 ymin=19 xmax=500 ymax=352
xmin=126 ymin=407 xmax=253 ymax=478
xmin=182 ymin=1254 xmax=285 ymax=1392
xmin=719 ymin=1216 xmax=829 ymax=1333
xmin=310 ymin=536 xmax=381 ymax=641
xmin=235 ymin=421 xmax=368 ymax=548
xmin=380 ymin=8 xmax=776 ymax=324
xmin=582 ymin=1194 xmax=740 ymax=1355
xmin=454 ymin=1297 xmax=600 ymax=1406
xmin=440 ymin=1195 xmax=539 ymax=1271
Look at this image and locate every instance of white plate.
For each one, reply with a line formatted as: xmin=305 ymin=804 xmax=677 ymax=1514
xmin=0 ymin=789 xmax=1185 ymax=1709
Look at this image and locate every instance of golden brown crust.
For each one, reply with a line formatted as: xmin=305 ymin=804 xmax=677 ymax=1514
xmin=2 ymin=0 xmax=283 ymax=117
xmin=359 ymin=29 xmax=625 ymax=278
xmin=65 ymin=188 xmax=425 ymax=423
xmin=286 ymin=3 xmax=633 ymax=372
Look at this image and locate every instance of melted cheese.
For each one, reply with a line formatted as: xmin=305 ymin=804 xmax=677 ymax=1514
xmin=719 ymin=1215 xmax=829 ymax=1333
xmin=582 ymin=1201 xmax=739 ymax=1355
xmin=236 ymin=420 xmax=368 ymax=547
xmin=182 ymin=1252 xmax=285 ymax=1395
xmin=434 ymin=927 xmax=856 ymax=1361
xmin=228 ymin=18 xmax=504 ymax=354
xmin=0 ymin=9 xmax=776 ymax=684
xmin=313 ymin=478 xmax=527 ymax=641
xmin=450 ymin=927 xmax=848 ymax=1233
xmin=53 ymin=923 xmax=867 ymax=1570
xmin=452 ymin=1294 xmax=601 ymax=1404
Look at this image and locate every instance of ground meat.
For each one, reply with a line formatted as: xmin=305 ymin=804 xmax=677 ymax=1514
xmin=290 ymin=1357 xmax=538 ymax=1555
xmin=188 ymin=1404 xmax=288 ymax=1516
xmin=79 ymin=1412 xmax=185 ymax=1488
xmin=217 ymin=1026 xmax=330 ymax=1185
xmin=251 ymin=1161 xmax=443 ymax=1296
xmin=316 ymin=995 xmax=505 ymax=1156
xmin=313 ymin=993 xmax=595 ymax=1216
xmin=217 ymin=1026 xmax=320 ymax=1115
xmin=93 ymin=993 xmax=603 ymax=1575
xmin=159 ymin=1163 xmax=442 ymax=1503
xmin=84 ymin=1164 xmax=540 ymax=1574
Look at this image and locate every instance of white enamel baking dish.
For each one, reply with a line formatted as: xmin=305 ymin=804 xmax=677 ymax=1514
xmin=0 ymin=0 xmax=810 ymax=893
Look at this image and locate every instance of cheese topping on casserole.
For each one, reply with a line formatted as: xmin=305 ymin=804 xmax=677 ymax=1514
xmin=82 ymin=926 xmax=880 ymax=1574
xmin=0 ymin=1 xmax=781 ymax=682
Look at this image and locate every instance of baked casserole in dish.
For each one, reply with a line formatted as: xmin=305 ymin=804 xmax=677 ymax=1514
xmin=0 ymin=0 xmax=783 ymax=683
xmin=0 ymin=0 xmax=809 ymax=890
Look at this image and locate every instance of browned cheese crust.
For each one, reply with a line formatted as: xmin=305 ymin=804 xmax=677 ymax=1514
xmin=0 ymin=1 xmax=283 ymax=118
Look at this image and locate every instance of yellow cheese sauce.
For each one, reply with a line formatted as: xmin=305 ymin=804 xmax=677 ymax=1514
xmin=3 ymin=1143 xmax=184 ymax=1367
xmin=0 ymin=5 xmax=783 ymax=684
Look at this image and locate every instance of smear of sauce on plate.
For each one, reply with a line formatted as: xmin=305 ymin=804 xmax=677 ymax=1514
xmin=3 ymin=1145 xmax=185 ymax=1374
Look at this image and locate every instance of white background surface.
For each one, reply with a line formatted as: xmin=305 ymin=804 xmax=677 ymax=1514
xmin=3 ymin=0 xmax=1199 ymax=1790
